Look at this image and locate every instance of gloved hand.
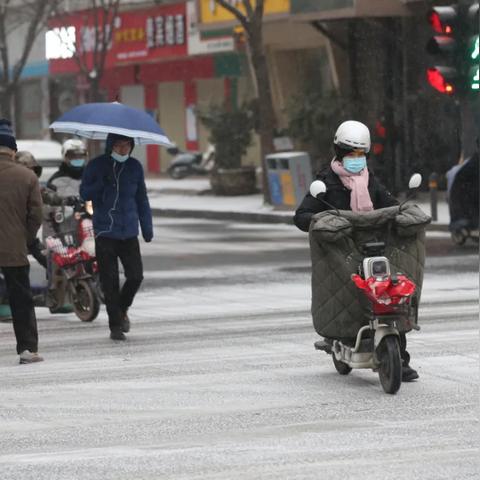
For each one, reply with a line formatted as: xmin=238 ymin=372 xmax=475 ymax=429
xmin=62 ymin=196 xmax=79 ymax=206
xmin=143 ymin=233 xmax=153 ymax=243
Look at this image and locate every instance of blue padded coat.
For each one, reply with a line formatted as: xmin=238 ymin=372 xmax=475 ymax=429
xmin=80 ymin=154 xmax=153 ymax=241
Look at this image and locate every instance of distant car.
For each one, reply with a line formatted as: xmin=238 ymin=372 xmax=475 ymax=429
xmin=16 ymin=139 xmax=63 ymax=185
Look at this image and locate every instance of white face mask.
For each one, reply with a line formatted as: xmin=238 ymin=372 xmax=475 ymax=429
xmin=111 ymin=151 xmax=129 ymax=163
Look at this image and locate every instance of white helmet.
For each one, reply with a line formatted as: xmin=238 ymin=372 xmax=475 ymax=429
xmin=333 ymin=120 xmax=371 ymax=153
xmin=62 ymin=139 xmax=87 ymax=157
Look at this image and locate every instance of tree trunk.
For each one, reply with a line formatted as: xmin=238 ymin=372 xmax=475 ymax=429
xmin=0 ymin=85 xmax=13 ymax=120
xmin=247 ymin=25 xmax=275 ymax=204
xmin=89 ymin=77 xmax=101 ymax=103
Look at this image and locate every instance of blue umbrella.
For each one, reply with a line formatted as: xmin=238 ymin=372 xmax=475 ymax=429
xmin=50 ymin=102 xmax=172 ymax=147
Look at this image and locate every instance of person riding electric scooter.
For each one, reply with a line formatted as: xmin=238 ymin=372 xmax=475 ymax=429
xmin=43 ymin=139 xmax=87 ymax=240
xmin=294 ymin=120 xmax=420 ymax=383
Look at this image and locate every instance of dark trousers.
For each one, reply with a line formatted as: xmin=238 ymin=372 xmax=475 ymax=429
xmin=1 ymin=265 xmax=39 ymax=354
xmin=95 ymin=237 xmax=144 ymax=331
xmin=399 ymin=332 xmax=410 ymax=365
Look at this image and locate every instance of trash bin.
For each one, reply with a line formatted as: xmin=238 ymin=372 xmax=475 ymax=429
xmin=266 ymin=152 xmax=312 ymax=207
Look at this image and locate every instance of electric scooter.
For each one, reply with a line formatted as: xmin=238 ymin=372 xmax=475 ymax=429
xmin=310 ymin=174 xmax=428 ymax=394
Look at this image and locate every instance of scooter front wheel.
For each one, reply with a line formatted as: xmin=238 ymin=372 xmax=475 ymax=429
xmin=376 ymin=336 xmax=402 ymax=394
xmin=72 ymin=279 xmax=100 ymax=322
xmin=332 ymin=354 xmax=352 ymax=375
xmin=451 ymin=230 xmax=467 ymax=246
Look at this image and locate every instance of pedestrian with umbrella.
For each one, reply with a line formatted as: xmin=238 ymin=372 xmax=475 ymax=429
xmin=51 ymin=102 xmax=172 ymax=341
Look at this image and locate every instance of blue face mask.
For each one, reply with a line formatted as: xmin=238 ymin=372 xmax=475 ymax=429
xmin=70 ymin=158 xmax=85 ymax=168
xmin=111 ymin=151 xmax=129 ymax=163
xmin=343 ymin=156 xmax=367 ymax=174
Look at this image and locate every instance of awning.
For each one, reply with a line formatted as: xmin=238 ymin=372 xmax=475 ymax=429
xmin=290 ymin=0 xmax=411 ymax=22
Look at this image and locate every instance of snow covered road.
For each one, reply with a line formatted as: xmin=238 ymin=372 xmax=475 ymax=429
xmin=0 ymin=218 xmax=477 ymax=479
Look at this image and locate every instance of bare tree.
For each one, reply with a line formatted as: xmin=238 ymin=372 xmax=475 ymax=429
xmin=0 ymin=0 xmax=59 ymax=119
xmin=214 ymin=0 xmax=276 ymax=203
xmin=53 ymin=0 xmax=120 ymax=102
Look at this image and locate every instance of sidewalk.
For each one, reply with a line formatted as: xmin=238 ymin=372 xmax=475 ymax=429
xmin=146 ymin=176 xmax=450 ymax=229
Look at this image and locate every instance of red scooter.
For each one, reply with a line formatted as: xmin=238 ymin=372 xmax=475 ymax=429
xmin=45 ymin=199 xmax=102 ymax=322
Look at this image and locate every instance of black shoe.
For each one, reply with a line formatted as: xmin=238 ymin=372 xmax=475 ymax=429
xmin=402 ymin=365 xmax=419 ymax=382
xmin=110 ymin=329 xmax=126 ymax=341
xmin=314 ymin=338 xmax=333 ymax=353
xmin=121 ymin=312 xmax=130 ymax=333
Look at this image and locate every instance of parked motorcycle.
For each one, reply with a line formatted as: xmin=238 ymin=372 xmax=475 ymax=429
xmin=166 ymin=144 xmax=215 ymax=179
xmin=310 ymin=174 xmax=430 ymax=394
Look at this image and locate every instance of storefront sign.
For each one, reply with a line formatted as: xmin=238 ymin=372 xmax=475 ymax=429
xmin=48 ymin=3 xmax=187 ymax=74
xmin=198 ymin=0 xmax=290 ymax=25
xmin=187 ymin=1 xmax=234 ymax=55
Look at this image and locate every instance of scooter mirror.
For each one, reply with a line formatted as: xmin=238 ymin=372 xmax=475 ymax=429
xmin=408 ymin=173 xmax=422 ymax=190
xmin=310 ymin=180 xmax=327 ymax=198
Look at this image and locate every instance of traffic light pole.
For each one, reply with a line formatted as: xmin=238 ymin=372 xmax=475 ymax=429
xmin=460 ymin=96 xmax=479 ymax=157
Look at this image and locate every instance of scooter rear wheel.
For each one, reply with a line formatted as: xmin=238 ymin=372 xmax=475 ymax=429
xmin=332 ymin=354 xmax=352 ymax=375
xmin=376 ymin=336 xmax=402 ymax=394
xmin=168 ymin=166 xmax=192 ymax=179
xmin=72 ymin=279 xmax=100 ymax=322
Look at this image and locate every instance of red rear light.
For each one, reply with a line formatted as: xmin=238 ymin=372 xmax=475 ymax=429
xmin=427 ymin=68 xmax=455 ymax=94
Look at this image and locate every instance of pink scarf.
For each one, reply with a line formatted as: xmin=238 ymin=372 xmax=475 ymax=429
xmin=330 ymin=159 xmax=373 ymax=212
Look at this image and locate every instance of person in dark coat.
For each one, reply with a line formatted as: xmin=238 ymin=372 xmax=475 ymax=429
xmin=448 ymin=145 xmax=479 ymax=234
xmin=80 ymin=133 xmax=153 ymax=341
xmin=0 ymin=119 xmax=44 ymax=364
xmin=294 ymin=120 xmax=419 ymax=382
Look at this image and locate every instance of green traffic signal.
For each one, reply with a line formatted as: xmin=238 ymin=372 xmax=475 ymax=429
xmin=472 ymin=67 xmax=479 ymax=90
xmin=471 ymin=36 xmax=479 ymax=60
xmin=468 ymin=35 xmax=479 ymax=90
xmin=471 ymin=35 xmax=479 ymax=90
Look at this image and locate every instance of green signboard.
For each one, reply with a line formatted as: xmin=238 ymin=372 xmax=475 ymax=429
xmin=291 ymin=0 xmax=353 ymax=14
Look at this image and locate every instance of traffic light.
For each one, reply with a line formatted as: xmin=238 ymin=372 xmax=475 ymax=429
xmin=426 ymin=2 xmax=479 ymax=96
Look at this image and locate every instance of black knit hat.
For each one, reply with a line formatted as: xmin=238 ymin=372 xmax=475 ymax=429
xmin=0 ymin=119 xmax=17 ymax=151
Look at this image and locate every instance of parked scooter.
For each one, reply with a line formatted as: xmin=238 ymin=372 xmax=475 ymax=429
xmin=166 ymin=144 xmax=215 ymax=179
xmin=310 ymin=174 xmax=429 ymax=394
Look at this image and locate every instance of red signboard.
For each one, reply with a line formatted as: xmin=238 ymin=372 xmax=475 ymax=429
xmin=49 ymin=2 xmax=187 ymax=74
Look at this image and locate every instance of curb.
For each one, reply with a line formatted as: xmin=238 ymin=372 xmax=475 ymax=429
xmin=152 ymin=208 xmax=293 ymax=224
xmin=151 ymin=207 xmax=450 ymax=231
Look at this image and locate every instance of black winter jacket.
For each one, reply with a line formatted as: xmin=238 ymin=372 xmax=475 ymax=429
xmin=293 ymin=165 xmax=398 ymax=232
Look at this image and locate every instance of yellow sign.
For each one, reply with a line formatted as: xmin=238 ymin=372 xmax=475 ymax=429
xmin=199 ymin=0 xmax=290 ymax=24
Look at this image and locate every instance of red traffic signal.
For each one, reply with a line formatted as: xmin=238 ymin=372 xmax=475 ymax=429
xmin=427 ymin=67 xmax=456 ymax=94
xmin=428 ymin=6 xmax=457 ymax=34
